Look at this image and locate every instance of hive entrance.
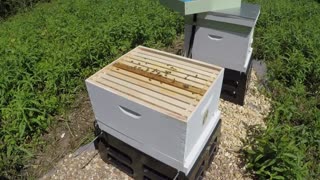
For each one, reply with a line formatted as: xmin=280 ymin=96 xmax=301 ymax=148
xmin=89 ymin=46 xmax=220 ymax=121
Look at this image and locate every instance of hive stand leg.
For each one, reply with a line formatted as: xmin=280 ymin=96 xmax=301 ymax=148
xmin=220 ymin=57 xmax=253 ymax=106
xmin=186 ymin=14 xmax=198 ymax=58
xmin=93 ymin=121 xmax=102 ymax=149
xmin=96 ymin=129 xmax=178 ymax=179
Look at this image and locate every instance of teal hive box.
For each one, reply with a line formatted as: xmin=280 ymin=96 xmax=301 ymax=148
xmin=159 ymin=0 xmax=241 ymax=15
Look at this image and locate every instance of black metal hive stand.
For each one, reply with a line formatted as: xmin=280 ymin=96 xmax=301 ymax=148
xmin=94 ymin=119 xmax=221 ymax=180
xmin=221 ymin=57 xmax=253 ymax=106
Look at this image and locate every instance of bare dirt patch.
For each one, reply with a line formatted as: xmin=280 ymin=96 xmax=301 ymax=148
xmin=24 ymin=35 xmax=273 ymax=179
xmin=40 ymin=69 xmax=271 ymax=180
xmin=25 ymin=36 xmax=186 ymax=179
xmin=39 ymin=36 xmax=271 ymax=180
xmin=25 ymin=92 xmax=95 ymax=178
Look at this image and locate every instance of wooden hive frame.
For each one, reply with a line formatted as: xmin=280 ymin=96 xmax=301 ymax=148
xmin=87 ymin=46 xmax=222 ymax=122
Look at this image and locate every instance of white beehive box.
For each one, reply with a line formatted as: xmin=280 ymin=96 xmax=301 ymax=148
xmin=86 ymin=46 xmax=224 ymax=174
xmin=184 ymin=3 xmax=260 ymax=72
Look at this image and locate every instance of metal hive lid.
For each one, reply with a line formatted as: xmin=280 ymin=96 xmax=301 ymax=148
xmin=197 ymin=3 xmax=261 ymax=28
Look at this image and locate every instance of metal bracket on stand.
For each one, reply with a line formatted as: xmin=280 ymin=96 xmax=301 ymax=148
xmin=187 ymin=14 xmax=197 ymax=58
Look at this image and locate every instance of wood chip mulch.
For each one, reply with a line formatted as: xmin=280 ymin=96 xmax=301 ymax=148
xmin=41 ymin=70 xmax=271 ymax=180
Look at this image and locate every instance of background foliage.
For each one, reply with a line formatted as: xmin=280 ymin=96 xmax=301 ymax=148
xmin=0 ymin=0 xmax=183 ymax=177
xmin=243 ymin=0 xmax=320 ymax=179
xmin=0 ymin=0 xmax=51 ymax=19
xmin=1 ymin=0 xmax=319 ymax=179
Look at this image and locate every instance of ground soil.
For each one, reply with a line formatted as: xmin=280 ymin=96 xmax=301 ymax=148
xmin=39 ymin=68 xmax=271 ymax=180
xmin=24 ymin=92 xmax=96 ymax=178
xmin=25 ymin=36 xmax=185 ymax=179
xmin=27 ymin=36 xmax=271 ymax=179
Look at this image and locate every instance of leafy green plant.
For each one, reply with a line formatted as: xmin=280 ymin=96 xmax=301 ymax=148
xmin=243 ymin=124 xmax=309 ymax=179
xmin=0 ymin=0 xmax=51 ymax=19
xmin=0 ymin=0 xmax=183 ymax=177
xmin=243 ymin=0 xmax=320 ymax=179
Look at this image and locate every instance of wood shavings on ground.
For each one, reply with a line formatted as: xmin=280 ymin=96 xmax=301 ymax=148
xmin=41 ymin=70 xmax=270 ymax=180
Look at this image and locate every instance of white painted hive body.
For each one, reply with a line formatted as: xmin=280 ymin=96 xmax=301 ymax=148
xmin=184 ymin=3 xmax=260 ymax=72
xmin=86 ymin=46 xmax=224 ymax=174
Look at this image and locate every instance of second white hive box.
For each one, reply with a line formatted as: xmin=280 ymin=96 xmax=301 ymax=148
xmin=86 ymin=46 xmax=224 ymax=173
xmin=184 ymin=3 xmax=260 ymax=72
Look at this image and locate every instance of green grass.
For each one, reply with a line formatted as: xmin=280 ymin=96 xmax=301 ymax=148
xmin=0 ymin=0 xmax=51 ymax=19
xmin=243 ymin=0 xmax=320 ymax=179
xmin=1 ymin=0 xmax=319 ymax=179
xmin=0 ymin=0 xmax=183 ymax=177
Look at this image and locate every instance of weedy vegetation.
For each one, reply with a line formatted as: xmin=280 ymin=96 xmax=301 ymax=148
xmin=0 ymin=0 xmax=51 ymax=19
xmin=1 ymin=0 xmax=319 ymax=179
xmin=0 ymin=0 xmax=183 ymax=177
xmin=243 ymin=0 xmax=320 ymax=179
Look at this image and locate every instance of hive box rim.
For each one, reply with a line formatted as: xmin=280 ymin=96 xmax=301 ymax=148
xmin=86 ymin=46 xmax=224 ymax=123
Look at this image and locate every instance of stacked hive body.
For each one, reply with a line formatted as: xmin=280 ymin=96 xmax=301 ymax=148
xmin=184 ymin=3 xmax=260 ymax=105
xmin=86 ymin=46 xmax=224 ymax=174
